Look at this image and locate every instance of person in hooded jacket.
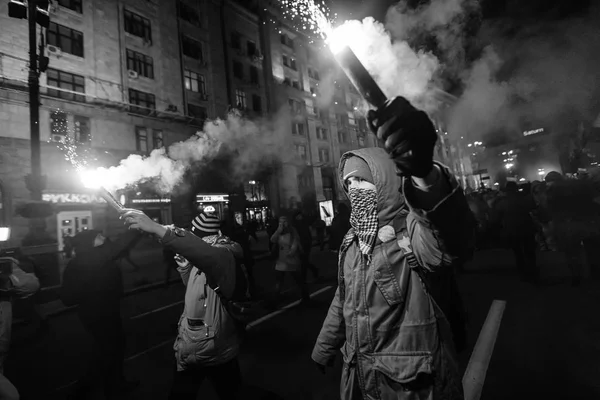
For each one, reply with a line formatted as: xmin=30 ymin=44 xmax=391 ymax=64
xmin=312 ymin=97 xmax=474 ymax=400
xmin=120 ymin=211 xmax=245 ymax=400
xmin=61 ymin=229 xmax=141 ymax=399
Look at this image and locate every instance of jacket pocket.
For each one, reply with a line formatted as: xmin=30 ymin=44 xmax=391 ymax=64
xmin=175 ymin=317 xmax=216 ymax=369
xmin=372 ymin=241 xmax=405 ymax=306
xmin=372 ymin=353 xmax=434 ymax=397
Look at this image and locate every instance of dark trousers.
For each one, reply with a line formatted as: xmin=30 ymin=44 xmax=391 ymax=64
xmin=168 ymin=357 xmax=242 ymax=400
xmin=583 ymin=235 xmax=600 ymax=279
xmin=79 ymin=315 xmax=126 ymax=397
xmin=509 ymin=234 xmax=538 ymax=281
xmin=275 ymin=270 xmax=309 ymax=301
xmin=300 ymin=247 xmax=319 ymax=281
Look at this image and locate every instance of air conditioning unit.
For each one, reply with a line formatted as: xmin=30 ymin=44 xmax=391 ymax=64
xmin=127 ymin=70 xmax=139 ymax=79
xmin=51 ymin=134 xmax=66 ymax=143
xmin=47 ymin=45 xmax=62 ymax=56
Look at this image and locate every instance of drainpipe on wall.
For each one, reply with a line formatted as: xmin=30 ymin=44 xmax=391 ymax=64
xmin=219 ymin=0 xmax=233 ymax=107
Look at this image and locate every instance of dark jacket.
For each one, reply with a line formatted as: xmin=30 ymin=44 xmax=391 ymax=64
xmin=61 ymin=230 xmax=140 ymax=321
xmin=312 ymin=148 xmax=473 ymax=400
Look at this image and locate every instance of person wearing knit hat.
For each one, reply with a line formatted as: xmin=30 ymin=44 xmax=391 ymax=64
xmin=191 ymin=212 xmax=221 ymax=238
xmin=61 ymin=228 xmax=142 ymax=398
xmin=342 ymin=156 xmax=374 ymax=190
xmin=121 ymin=209 xmax=247 ymax=399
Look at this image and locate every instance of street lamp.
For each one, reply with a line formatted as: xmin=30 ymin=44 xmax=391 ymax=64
xmin=8 ymin=0 xmax=51 ymax=201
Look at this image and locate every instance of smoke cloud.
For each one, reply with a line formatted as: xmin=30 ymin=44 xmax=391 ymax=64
xmin=332 ymin=17 xmax=440 ymax=110
xmin=88 ymin=109 xmax=296 ymax=193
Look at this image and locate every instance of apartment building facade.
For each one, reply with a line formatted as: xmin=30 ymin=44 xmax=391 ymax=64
xmin=0 ymin=0 xmax=227 ymax=248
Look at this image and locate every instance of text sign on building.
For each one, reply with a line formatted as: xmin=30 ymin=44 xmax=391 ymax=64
xmin=196 ymin=194 xmax=229 ymax=203
xmin=131 ymin=198 xmax=172 ymax=204
xmin=523 ymin=128 xmax=544 ymax=136
xmin=42 ymin=193 xmax=106 ymax=204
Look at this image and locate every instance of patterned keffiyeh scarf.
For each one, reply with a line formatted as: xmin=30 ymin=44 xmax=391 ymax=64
xmin=347 ymin=187 xmax=379 ymax=256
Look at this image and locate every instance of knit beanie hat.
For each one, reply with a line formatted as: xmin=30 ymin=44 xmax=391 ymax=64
xmin=191 ymin=213 xmax=221 ymax=237
xmin=343 ymin=156 xmax=374 ymax=188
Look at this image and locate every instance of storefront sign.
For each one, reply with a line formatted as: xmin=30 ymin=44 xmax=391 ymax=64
xmin=196 ymin=194 xmax=229 ymax=203
xmin=131 ymin=198 xmax=171 ymax=204
xmin=42 ymin=193 xmax=105 ymax=204
xmin=523 ymin=128 xmax=544 ymax=136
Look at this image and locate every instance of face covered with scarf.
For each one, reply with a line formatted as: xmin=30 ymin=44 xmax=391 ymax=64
xmin=343 ymin=156 xmax=379 ymax=256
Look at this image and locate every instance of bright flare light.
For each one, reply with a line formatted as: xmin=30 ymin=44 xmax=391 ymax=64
xmin=78 ymin=168 xmax=109 ymax=189
xmin=0 ymin=227 xmax=10 ymax=242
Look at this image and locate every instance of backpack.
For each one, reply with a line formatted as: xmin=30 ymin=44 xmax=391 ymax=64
xmin=213 ymin=256 xmax=267 ymax=327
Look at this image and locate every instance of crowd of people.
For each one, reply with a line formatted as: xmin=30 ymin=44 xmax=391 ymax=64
xmin=2 ymin=95 xmax=480 ymax=400
xmin=466 ymin=170 xmax=600 ymax=285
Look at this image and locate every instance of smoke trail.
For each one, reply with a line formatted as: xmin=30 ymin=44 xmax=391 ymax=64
xmin=85 ymin=108 xmax=296 ymax=193
xmin=447 ymin=4 xmax=600 ymax=144
xmin=331 ymin=17 xmax=440 ymax=111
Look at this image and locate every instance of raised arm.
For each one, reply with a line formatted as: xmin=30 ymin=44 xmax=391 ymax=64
xmin=404 ymin=163 xmax=476 ymax=271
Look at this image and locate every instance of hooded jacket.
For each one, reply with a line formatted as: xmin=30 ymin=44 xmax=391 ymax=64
xmin=158 ymin=227 xmax=243 ymax=370
xmin=312 ymin=148 xmax=474 ymax=400
xmin=60 ymin=230 xmax=140 ymax=321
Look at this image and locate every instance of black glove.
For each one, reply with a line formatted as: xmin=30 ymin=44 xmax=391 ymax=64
xmin=367 ymin=96 xmax=438 ymax=178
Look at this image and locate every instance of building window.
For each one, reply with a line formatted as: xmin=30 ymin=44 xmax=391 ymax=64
xmin=184 ymin=70 xmax=205 ymax=94
xmin=280 ymin=33 xmax=294 ymax=49
xmin=295 ymin=144 xmax=307 ymax=160
xmin=283 ymin=77 xmax=291 ymax=86
xmin=318 ymin=148 xmax=330 ymax=163
xmin=316 ymin=127 xmax=328 ymax=140
xmin=282 ymin=55 xmax=296 ymax=69
xmin=74 ymin=115 xmax=90 ymax=144
xmin=292 ymin=122 xmax=305 ymax=136
xmin=126 ymin=49 xmax=154 ymax=79
xmin=292 ymin=80 xmax=301 ymax=90
xmin=247 ymin=40 xmax=257 ymax=57
xmin=308 ymin=67 xmax=320 ymax=80
xmin=358 ymin=134 xmax=366 ymax=147
xmin=124 ymin=9 xmax=152 ymax=43
xmin=152 ymin=130 xmax=164 ymax=149
xmin=50 ymin=111 xmax=68 ymax=137
xmin=233 ymin=61 xmax=244 ymax=79
xmin=338 ymin=129 xmax=348 ymax=144
xmin=135 ymin=126 xmax=149 ymax=153
xmin=235 ymin=89 xmax=247 ymax=109
xmin=181 ymin=35 xmax=203 ymax=61
xmin=250 ymin=66 xmax=259 ymax=84
xmin=47 ymin=68 xmax=85 ymax=102
xmin=57 ymin=0 xmax=82 ymax=13
xmin=288 ymin=98 xmax=305 ymax=115
xmin=128 ymin=89 xmax=155 ymax=115
xmin=235 ymin=89 xmax=246 ymax=110
xmin=252 ymin=94 xmax=262 ymax=113
xmin=231 ymin=31 xmax=241 ymax=50
xmin=177 ymin=0 xmax=201 ymax=27
xmin=357 ymin=117 xmax=367 ymax=132
xmin=188 ymin=103 xmax=207 ymax=125
xmin=47 ymin=22 xmax=84 ymax=57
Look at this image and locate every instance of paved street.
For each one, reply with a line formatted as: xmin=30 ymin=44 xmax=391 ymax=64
xmin=5 ymin=240 xmax=600 ymax=400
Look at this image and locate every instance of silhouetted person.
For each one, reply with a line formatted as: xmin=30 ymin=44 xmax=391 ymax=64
xmin=61 ymin=229 xmax=141 ymax=399
xmin=293 ymin=211 xmax=319 ymax=282
xmin=495 ymin=182 xmax=539 ymax=283
xmin=329 ymin=203 xmax=351 ymax=252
